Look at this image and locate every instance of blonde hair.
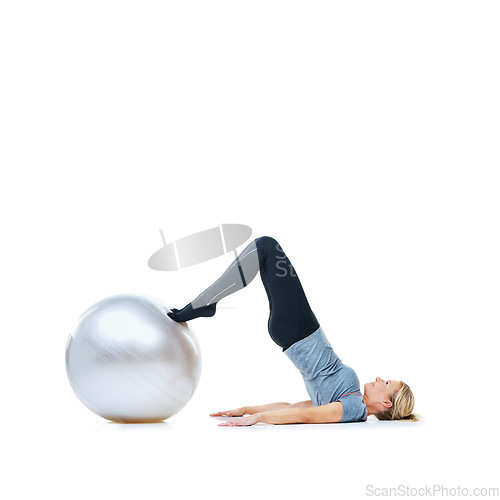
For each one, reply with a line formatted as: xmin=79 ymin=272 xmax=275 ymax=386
xmin=376 ymin=381 xmax=420 ymax=422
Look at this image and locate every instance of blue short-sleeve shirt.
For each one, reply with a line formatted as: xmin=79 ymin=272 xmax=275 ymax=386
xmin=284 ymin=326 xmax=367 ymax=423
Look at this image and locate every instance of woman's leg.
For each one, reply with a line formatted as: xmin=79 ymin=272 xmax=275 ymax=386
xmin=168 ymin=236 xmax=320 ymax=351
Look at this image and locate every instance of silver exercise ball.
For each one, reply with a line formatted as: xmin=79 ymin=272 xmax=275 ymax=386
xmin=65 ymin=294 xmax=202 ymax=423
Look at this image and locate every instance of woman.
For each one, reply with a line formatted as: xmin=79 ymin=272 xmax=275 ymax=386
xmin=168 ymin=236 xmax=417 ymax=426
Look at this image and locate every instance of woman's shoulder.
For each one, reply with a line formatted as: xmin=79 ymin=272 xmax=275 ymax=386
xmin=337 ymin=392 xmax=368 ymax=423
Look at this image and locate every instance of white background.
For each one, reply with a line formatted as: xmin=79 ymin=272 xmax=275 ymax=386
xmin=1 ymin=1 xmax=499 ymax=498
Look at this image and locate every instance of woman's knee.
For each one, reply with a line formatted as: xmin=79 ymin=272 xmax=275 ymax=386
xmin=256 ymin=236 xmax=280 ymax=249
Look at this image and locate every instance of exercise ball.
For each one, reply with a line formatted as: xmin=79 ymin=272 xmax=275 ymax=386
xmin=65 ymin=294 xmax=202 ymax=423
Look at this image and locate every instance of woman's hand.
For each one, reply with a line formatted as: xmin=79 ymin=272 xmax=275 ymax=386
xmin=218 ymin=414 xmax=261 ymax=427
xmin=210 ymin=407 xmax=247 ymax=417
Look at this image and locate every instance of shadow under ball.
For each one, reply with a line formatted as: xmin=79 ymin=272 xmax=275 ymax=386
xmin=65 ymin=294 xmax=202 ymax=423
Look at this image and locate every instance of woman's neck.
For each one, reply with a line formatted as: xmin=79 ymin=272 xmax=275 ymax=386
xmin=363 ymin=394 xmax=377 ymax=416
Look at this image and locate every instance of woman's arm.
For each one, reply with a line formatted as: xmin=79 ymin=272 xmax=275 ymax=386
xmin=211 ymin=400 xmax=313 ymax=417
xmin=218 ymin=402 xmax=343 ymax=426
xmin=211 ymin=402 xmax=291 ymax=417
xmin=287 ymin=400 xmax=314 ymax=409
xmin=257 ymin=408 xmax=310 ymax=424
xmin=245 ymin=402 xmax=291 ymax=414
xmin=246 ymin=400 xmax=313 ymax=414
xmin=259 ymin=402 xmax=343 ymax=424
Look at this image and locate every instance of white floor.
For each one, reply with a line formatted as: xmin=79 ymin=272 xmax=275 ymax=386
xmin=4 ymin=398 xmax=497 ymax=500
xmin=4 ymin=295 xmax=498 ymax=500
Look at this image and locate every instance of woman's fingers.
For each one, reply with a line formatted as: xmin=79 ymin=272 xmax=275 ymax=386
xmin=210 ymin=408 xmax=244 ymax=417
xmin=219 ymin=415 xmax=259 ymax=426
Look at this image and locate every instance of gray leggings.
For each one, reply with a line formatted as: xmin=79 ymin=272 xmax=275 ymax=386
xmin=191 ymin=236 xmax=320 ymax=351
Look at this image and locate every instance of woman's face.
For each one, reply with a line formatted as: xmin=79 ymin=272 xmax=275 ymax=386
xmin=364 ymin=377 xmax=403 ymax=406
